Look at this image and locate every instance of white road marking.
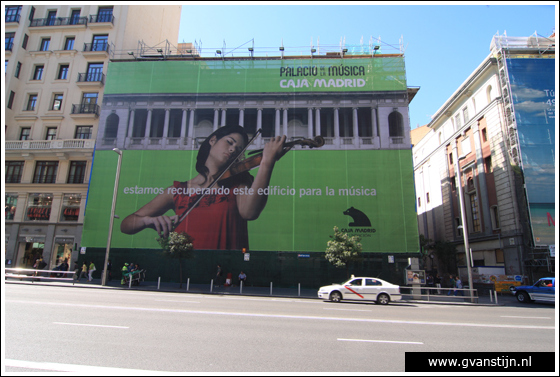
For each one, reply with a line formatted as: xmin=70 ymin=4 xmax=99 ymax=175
xmin=155 ymin=299 xmax=200 ymax=303
xmin=323 ymin=308 xmax=371 ymax=312
xmin=500 ymin=316 xmax=551 ymax=319
xmin=7 ymin=300 xmax=554 ymax=330
xmin=4 ymin=359 xmax=168 ymax=373
xmin=53 ymin=322 xmax=128 ymax=329
xmin=338 ymin=338 xmax=423 ymax=345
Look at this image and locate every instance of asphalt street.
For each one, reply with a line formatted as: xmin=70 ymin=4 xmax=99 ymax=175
xmin=4 ymin=283 xmax=556 ymax=373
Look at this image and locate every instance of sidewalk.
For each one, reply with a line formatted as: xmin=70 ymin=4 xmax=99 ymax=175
xmin=5 ymin=277 xmax=523 ymax=307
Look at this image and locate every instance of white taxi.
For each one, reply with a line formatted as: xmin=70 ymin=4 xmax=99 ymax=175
xmin=318 ymin=277 xmax=402 ymax=305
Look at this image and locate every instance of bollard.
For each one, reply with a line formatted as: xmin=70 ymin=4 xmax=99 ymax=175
xmin=489 ymin=290 xmax=493 ymax=303
xmin=210 ymin=279 xmax=213 ymax=293
xmin=298 ymin=283 xmax=301 ymax=297
xmin=129 ymin=276 xmax=132 ymax=289
xmin=187 ymin=278 xmax=190 ymax=292
xmin=158 ymin=277 xmax=161 ymax=290
xmin=494 ymin=290 xmax=499 ymax=305
xmin=270 ymin=282 xmax=273 ymax=296
xmin=240 ymin=280 xmax=243 ymax=294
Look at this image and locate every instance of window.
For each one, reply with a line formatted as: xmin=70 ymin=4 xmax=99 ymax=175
xmin=462 ymin=107 xmax=470 ymax=124
xmin=481 ymin=128 xmax=488 ymax=142
xmin=40 ymin=38 xmax=50 ymax=51
xmin=388 ymin=111 xmax=404 ymax=137
xmin=8 ymin=91 xmax=15 ymax=109
xmin=5 ymin=32 xmax=15 ymax=51
xmin=22 ymin=34 xmax=28 ymax=49
xmin=25 ymin=94 xmax=37 ymax=111
xmin=6 ymin=161 xmax=24 ymax=183
xmin=5 ymin=194 xmax=18 ymax=220
xmin=33 ymin=65 xmax=44 ymax=80
xmin=25 ymin=193 xmax=53 ymax=221
xmin=490 ymin=205 xmax=500 ymax=230
xmin=484 ymin=156 xmax=493 ymax=174
xmin=15 ymin=61 xmax=21 ymax=78
xmin=20 ymin=128 xmax=31 ymax=140
xmin=60 ymin=194 xmax=81 ymax=221
xmin=75 ymin=126 xmax=92 ymax=139
xmin=461 ymin=136 xmax=471 ymax=155
xmin=26 ymin=94 xmax=37 ymax=111
xmin=70 ymin=9 xmax=81 ymax=25
xmin=455 ymin=114 xmax=461 ymax=130
xmin=97 ymin=7 xmax=113 ymax=22
xmin=426 ymin=192 xmax=430 ymax=204
xmin=469 ymin=193 xmax=481 ymax=233
xmin=495 ymin=249 xmax=504 ymax=263
xmin=52 ymin=94 xmax=63 ymax=110
xmin=81 ymin=92 xmax=98 ymax=108
xmin=46 ymin=127 xmax=57 ymax=140
xmin=64 ymin=37 xmax=74 ymax=50
xmin=91 ymin=35 xmax=108 ymax=52
xmin=67 ymin=161 xmax=87 ymax=183
xmin=86 ymin=63 xmax=103 ymax=81
xmin=33 ymin=161 xmax=58 ymax=183
xmin=456 ymin=217 xmax=462 ymax=237
xmin=417 ymin=197 xmax=421 ymax=207
xmin=5 ymin=5 xmax=22 ymax=22
xmin=46 ymin=10 xmax=57 ymax=26
xmin=58 ymin=64 xmax=69 ymax=80
xmin=28 ymin=7 xmax=35 ymax=22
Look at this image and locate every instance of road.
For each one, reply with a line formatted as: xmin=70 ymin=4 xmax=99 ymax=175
xmin=4 ymin=283 xmax=556 ymax=373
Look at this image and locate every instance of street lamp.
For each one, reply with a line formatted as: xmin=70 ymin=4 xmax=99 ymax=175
xmin=102 ymin=147 xmax=123 ymax=286
xmin=453 ymin=143 xmax=475 ymax=302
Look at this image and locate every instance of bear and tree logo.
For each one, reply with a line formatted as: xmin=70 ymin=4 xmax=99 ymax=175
xmin=343 ymin=207 xmax=372 ymax=227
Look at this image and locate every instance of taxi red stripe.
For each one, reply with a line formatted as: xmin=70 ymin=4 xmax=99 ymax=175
xmin=344 ymin=285 xmax=364 ymax=298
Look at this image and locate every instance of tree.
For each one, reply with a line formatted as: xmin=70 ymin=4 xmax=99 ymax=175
xmin=157 ymin=231 xmax=194 ymax=288
xmin=325 ymin=226 xmax=363 ymax=278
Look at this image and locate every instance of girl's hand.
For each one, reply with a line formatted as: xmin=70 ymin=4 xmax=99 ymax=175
xmin=261 ymin=135 xmax=287 ymax=167
xmin=142 ymin=214 xmax=179 ymax=238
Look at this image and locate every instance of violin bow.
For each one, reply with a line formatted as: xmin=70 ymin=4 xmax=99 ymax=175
xmin=172 ymin=129 xmax=262 ymax=229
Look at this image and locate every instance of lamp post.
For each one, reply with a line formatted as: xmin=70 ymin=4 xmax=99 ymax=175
xmin=452 ymin=142 xmax=475 ymax=302
xmin=102 ymin=148 xmax=122 ymax=286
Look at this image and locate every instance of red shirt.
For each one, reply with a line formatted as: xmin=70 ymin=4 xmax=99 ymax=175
xmin=172 ymin=179 xmax=249 ymax=250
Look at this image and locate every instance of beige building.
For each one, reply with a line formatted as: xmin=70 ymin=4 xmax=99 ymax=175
xmin=412 ymin=32 xmax=555 ymax=284
xmin=4 ymin=5 xmax=181 ymax=269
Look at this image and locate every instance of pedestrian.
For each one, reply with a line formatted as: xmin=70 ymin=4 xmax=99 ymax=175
xmin=447 ymin=274 xmax=456 ymax=296
xmin=238 ymin=271 xmax=247 ymax=285
xmin=121 ymin=263 xmax=130 ymax=285
xmin=107 ymin=259 xmax=112 ymax=281
xmin=78 ymin=262 xmax=88 ymax=281
xmin=435 ymin=274 xmax=442 ymax=294
xmin=88 ymin=261 xmax=96 ymax=282
xmin=215 ymin=264 xmax=222 ymax=287
xmin=455 ymin=276 xmax=463 ymax=296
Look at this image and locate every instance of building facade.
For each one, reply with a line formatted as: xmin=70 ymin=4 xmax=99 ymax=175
xmin=412 ymin=32 xmax=555 ymax=284
xmin=80 ymin=51 xmax=420 ymax=287
xmin=4 ymin=5 xmax=181 ymax=270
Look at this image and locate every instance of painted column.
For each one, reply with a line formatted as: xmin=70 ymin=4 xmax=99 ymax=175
xmin=353 ymin=107 xmax=360 ymax=146
xmin=257 ymin=108 xmax=263 ymax=148
xmin=333 ymin=108 xmax=340 ymax=147
xmin=221 ymin=109 xmax=226 ymax=128
xmin=307 ymin=108 xmax=313 ymax=138
xmin=213 ymin=109 xmax=219 ymax=131
xmin=275 ymin=109 xmax=281 ymax=136
xmin=127 ymin=109 xmax=135 ymax=137
xmin=371 ymin=108 xmax=378 ymax=138
xmin=315 ymin=108 xmax=321 ymax=136
xmin=282 ymin=108 xmax=288 ymax=137
xmin=162 ymin=108 xmax=170 ymax=139
xmin=239 ymin=109 xmax=244 ymax=127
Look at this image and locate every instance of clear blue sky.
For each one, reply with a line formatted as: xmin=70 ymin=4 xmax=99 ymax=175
xmin=177 ymin=4 xmax=556 ymax=129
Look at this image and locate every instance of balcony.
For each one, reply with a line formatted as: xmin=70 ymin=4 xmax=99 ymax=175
xmin=29 ymin=17 xmax=87 ymax=30
xmin=88 ymin=14 xmax=114 ymax=29
xmin=71 ymin=104 xmax=100 ymax=118
xmin=82 ymin=42 xmax=110 ymax=58
xmin=76 ymin=72 xmax=105 ymax=87
xmin=5 ymin=139 xmax=96 ymax=151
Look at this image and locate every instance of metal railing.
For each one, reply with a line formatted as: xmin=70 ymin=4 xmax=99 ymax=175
xmin=71 ymin=103 xmax=100 ymax=116
xmin=77 ymin=72 xmax=105 ymax=84
xmin=89 ymin=14 xmax=114 ymax=24
xmin=5 ymin=139 xmax=95 ymax=150
xmin=30 ymin=17 xmax=87 ymax=27
xmin=5 ymin=268 xmax=76 ymax=284
xmin=83 ymin=42 xmax=110 ymax=53
xmin=399 ymin=286 xmax=479 ymax=303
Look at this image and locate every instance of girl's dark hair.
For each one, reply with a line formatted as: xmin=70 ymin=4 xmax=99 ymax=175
xmin=196 ymin=125 xmax=249 ymax=182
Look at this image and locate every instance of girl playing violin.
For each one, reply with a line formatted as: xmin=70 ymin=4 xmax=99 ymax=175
xmin=120 ymin=125 xmax=286 ymax=250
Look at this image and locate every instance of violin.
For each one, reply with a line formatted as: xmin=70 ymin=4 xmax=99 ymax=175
xmin=218 ymin=135 xmax=325 ymax=181
xmin=173 ymin=130 xmax=325 ymax=227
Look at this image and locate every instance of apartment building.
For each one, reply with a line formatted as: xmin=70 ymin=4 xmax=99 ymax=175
xmin=4 ymin=5 xmax=181 ymax=270
xmin=412 ymin=32 xmax=555 ymax=284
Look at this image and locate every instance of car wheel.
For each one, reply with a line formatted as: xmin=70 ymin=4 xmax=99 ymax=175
xmin=330 ymin=291 xmax=342 ymax=302
xmin=516 ymin=291 xmax=531 ymax=303
xmin=377 ymin=293 xmax=390 ymax=305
